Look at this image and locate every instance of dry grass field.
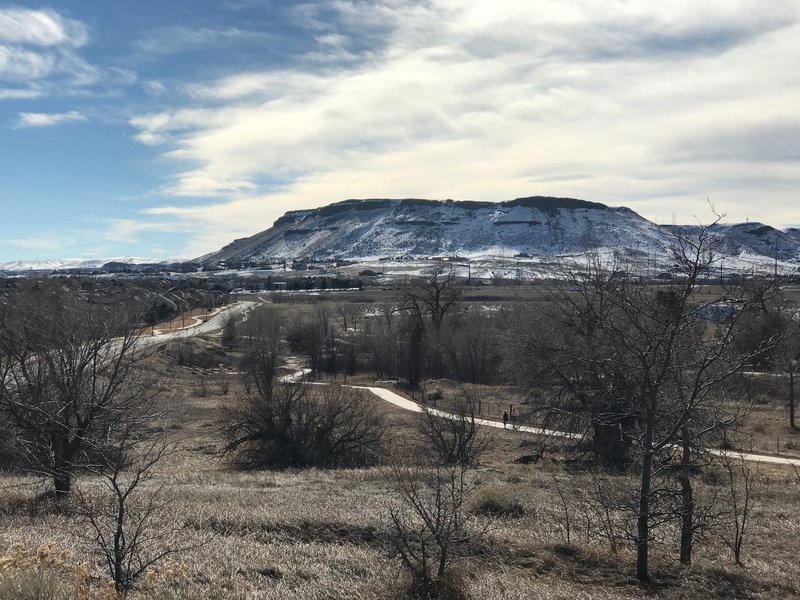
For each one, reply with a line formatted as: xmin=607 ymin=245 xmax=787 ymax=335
xmin=3 ymin=279 xmax=800 ymax=600
xmin=2 ymin=332 xmax=800 ymax=599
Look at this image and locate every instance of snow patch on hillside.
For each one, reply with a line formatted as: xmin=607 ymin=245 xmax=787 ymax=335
xmin=0 ymin=257 xmax=165 ymax=272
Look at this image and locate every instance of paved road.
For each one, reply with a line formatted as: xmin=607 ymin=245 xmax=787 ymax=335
xmin=139 ymin=301 xmax=258 ymax=347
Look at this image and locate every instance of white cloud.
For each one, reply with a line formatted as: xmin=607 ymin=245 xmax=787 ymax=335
xmin=104 ymin=219 xmax=184 ymax=244
xmin=142 ymin=80 xmax=167 ymax=97
xmin=0 ymin=8 xmax=98 ymax=96
xmin=0 ymin=87 xmax=42 ymax=99
xmin=129 ymin=0 xmax=800 ymax=256
xmin=16 ymin=110 xmax=87 ymax=127
xmin=0 ymin=8 xmax=88 ymax=47
xmin=0 ymin=44 xmax=55 ymax=79
xmin=3 ymin=236 xmax=63 ymax=251
xmin=133 ymin=26 xmax=272 ymax=56
xmin=316 ymin=33 xmax=348 ymax=47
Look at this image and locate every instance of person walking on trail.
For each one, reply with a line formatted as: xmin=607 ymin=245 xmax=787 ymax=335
xmin=503 ymin=410 xmax=509 ymax=429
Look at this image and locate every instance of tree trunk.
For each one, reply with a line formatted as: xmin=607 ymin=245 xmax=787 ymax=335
xmin=636 ymin=420 xmax=654 ymax=581
xmin=592 ymin=419 xmax=632 ymax=471
xmin=790 ymin=370 xmax=796 ymax=430
xmin=52 ymin=444 xmax=73 ymax=498
xmin=407 ymin=319 xmax=425 ymax=389
xmin=679 ymin=426 xmax=694 ymax=564
xmin=53 ymin=469 xmax=72 ymax=497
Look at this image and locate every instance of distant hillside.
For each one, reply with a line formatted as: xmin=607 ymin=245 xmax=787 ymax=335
xmin=199 ymin=196 xmax=679 ymax=264
xmin=664 ymin=222 xmax=800 ymax=261
xmin=0 ymin=257 xmax=167 ymax=273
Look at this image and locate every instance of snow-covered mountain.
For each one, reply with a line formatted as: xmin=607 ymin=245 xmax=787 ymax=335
xmin=201 ymin=197 xmax=672 ymax=263
xmin=199 ymin=196 xmax=800 ymax=268
xmin=664 ymin=223 xmax=800 ymax=262
xmin=6 ymin=198 xmax=795 ymax=275
xmin=0 ymin=257 xmax=166 ymax=272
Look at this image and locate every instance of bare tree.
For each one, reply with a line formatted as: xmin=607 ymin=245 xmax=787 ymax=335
xmin=769 ymin=307 xmax=800 ymax=430
xmin=727 ymin=286 xmax=800 ymax=429
xmin=405 ymin=266 xmax=460 ymax=332
xmin=240 ymin=305 xmax=283 ymax=401
xmin=0 ymin=294 xmax=154 ymax=498
xmin=788 ymin=354 xmax=800 ymax=431
xmin=417 ymin=394 xmax=491 ymax=466
xmin=360 ymin=303 xmax=403 ymax=380
xmin=75 ymin=425 xmax=199 ymax=595
xmin=336 ymin=303 xmax=360 ymax=333
xmin=439 ymin=310 xmax=499 ymax=385
xmin=286 ymin=308 xmax=327 ymax=376
xmin=510 ymin=221 xmax=778 ymax=580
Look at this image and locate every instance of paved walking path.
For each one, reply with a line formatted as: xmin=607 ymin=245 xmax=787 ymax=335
xmin=349 ymin=385 xmax=576 ymax=439
xmin=349 ymin=384 xmax=800 ymax=468
xmin=172 ymin=311 xmax=800 ymax=470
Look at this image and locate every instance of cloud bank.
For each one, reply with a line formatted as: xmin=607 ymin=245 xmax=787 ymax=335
xmin=10 ymin=0 xmax=794 ymax=260
xmin=124 ymin=1 xmax=800 ymax=257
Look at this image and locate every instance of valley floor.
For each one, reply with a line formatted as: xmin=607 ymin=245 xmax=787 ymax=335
xmin=2 ymin=363 xmax=799 ymax=599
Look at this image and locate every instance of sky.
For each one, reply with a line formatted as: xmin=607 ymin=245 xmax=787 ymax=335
xmin=1 ymin=1 xmax=799 ymax=262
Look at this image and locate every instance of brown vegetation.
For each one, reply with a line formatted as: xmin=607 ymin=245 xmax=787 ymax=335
xmin=3 ymin=257 xmax=800 ymax=598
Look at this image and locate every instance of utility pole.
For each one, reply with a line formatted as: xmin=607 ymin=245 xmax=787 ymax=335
xmin=774 ymin=239 xmax=779 ymax=280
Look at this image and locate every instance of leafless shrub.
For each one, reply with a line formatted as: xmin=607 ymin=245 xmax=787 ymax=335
xmin=74 ymin=406 xmax=203 ymax=596
xmin=719 ymin=452 xmax=759 ymax=566
xmin=551 ymin=473 xmax=574 ymax=545
xmin=418 ymin=396 xmax=491 ymax=467
xmin=196 ymin=375 xmax=209 ymax=398
xmin=172 ymin=339 xmax=194 ymax=366
xmin=224 ymin=383 xmax=385 ymax=469
xmin=218 ymin=369 xmax=231 ymax=396
xmin=580 ymin=471 xmax=637 ymax=555
xmin=387 ymin=459 xmax=481 ymax=599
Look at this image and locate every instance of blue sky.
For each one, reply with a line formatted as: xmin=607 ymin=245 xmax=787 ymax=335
xmin=1 ymin=1 xmax=799 ymax=262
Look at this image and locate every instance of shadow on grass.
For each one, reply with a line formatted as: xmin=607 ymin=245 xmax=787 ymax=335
xmin=0 ymin=492 xmax=73 ymax=521
xmin=501 ymin=541 xmax=797 ymax=598
xmin=186 ymin=516 xmax=798 ymax=598
xmin=186 ymin=516 xmax=381 ymax=546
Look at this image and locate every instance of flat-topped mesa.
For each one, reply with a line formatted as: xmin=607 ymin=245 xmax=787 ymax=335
xmin=198 ymin=196 xmax=663 ymax=264
xmin=275 ymin=196 xmax=609 ymax=225
xmin=502 ymin=196 xmax=609 ymax=210
xmin=196 ymin=195 xmax=800 ymax=267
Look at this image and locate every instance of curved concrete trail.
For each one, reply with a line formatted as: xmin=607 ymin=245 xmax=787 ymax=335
xmin=169 ymin=309 xmax=800 ymax=470
xmin=349 ymin=385 xmax=576 ymax=440
xmin=349 ymin=384 xmax=800 ymax=469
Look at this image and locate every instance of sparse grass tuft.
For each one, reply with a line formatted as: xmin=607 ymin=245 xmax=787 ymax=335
xmin=470 ymin=485 xmax=525 ymax=518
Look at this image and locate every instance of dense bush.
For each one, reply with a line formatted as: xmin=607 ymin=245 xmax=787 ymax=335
xmin=224 ymin=383 xmax=385 ymax=469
